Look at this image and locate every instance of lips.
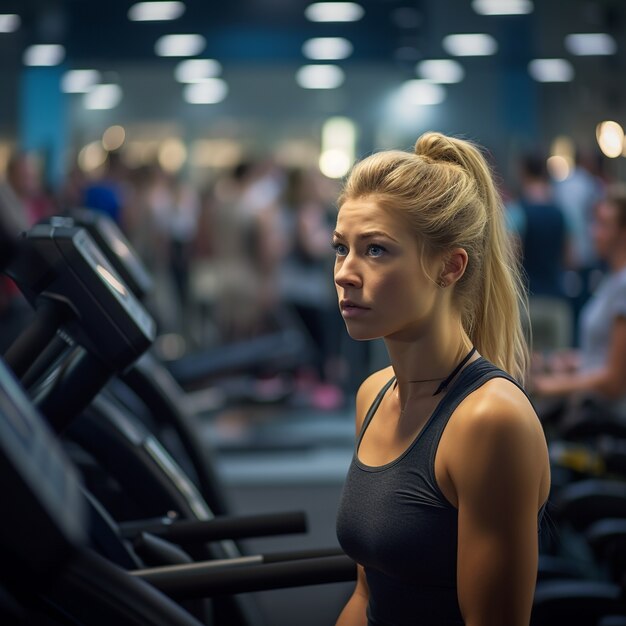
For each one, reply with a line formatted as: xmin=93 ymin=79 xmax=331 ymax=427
xmin=340 ymin=299 xmax=370 ymax=318
xmin=340 ymin=299 xmax=368 ymax=310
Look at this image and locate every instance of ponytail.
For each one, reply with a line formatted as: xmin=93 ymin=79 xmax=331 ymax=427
xmin=341 ymin=132 xmax=530 ymax=382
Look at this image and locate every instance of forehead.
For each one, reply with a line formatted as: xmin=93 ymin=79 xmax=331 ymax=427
xmin=336 ymin=196 xmax=409 ymax=235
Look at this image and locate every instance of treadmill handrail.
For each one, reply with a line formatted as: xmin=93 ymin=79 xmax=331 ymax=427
xmin=131 ymin=552 xmax=357 ymax=598
xmin=119 ymin=511 xmax=308 ymax=543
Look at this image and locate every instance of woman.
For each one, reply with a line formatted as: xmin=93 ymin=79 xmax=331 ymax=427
xmin=334 ymin=132 xmax=550 ymax=626
xmin=531 ymin=187 xmax=626 ymax=409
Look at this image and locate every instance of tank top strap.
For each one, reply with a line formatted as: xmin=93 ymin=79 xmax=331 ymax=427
xmin=356 ymin=376 xmax=396 ymax=444
xmin=423 ymin=356 xmax=532 ymax=466
xmin=451 ymin=357 xmax=530 ymax=404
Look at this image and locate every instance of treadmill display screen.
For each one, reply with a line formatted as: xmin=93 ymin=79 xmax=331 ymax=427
xmin=98 ymin=217 xmax=138 ymax=265
xmin=72 ymin=229 xmax=155 ymax=339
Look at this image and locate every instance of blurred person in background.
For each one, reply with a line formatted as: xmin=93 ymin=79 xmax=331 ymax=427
xmin=0 ymin=151 xmax=54 ymax=351
xmin=123 ymin=163 xmax=162 ymax=272
xmin=57 ymin=162 xmax=88 ymax=213
xmin=553 ymin=148 xmax=606 ymax=342
xmin=6 ymin=151 xmax=56 ymax=225
xmin=123 ymin=163 xmax=200 ymax=335
xmin=82 ymin=149 xmax=129 ymax=225
xmin=209 ymin=159 xmax=286 ymax=342
xmin=506 ymin=153 xmax=572 ymax=352
xmin=531 ymin=185 xmax=626 ymax=428
xmin=278 ymin=167 xmax=344 ymax=409
xmin=151 ymin=170 xmax=201 ymax=320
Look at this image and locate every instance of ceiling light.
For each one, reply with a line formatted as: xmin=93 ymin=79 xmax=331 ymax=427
xmin=158 ymin=138 xmax=187 ymax=172
xmin=546 ymin=156 xmax=570 ymax=182
xmin=417 ymin=59 xmax=465 ymax=83
xmin=565 ymin=33 xmax=616 ymax=56
xmin=528 ymin=58 xmax=574 ymax=82
xmin=174 ymin=59 xmax=221 ymax=82
xmin=84 ymin=84 xmax=123 ymax=110
xmin=550 ymin=135 xmax=575 ymax=175
xmin=302 ymin=37 xmax=353 ymax=60
xmin=472 ymin=0 xmax=532 ymax=15
xmin=320 ymin=117 xmax=356 ymax=179
xmin=78 ymin=142 xmax=108 ymax=172
xmin=0 ymin=14 xmax=20 ymax=32
xmin=401 ymin=80 xmax=446 ymax=105
xmin=596 ymin=121 xmax=624 ymax=159
xmin=23 ymin=44 xmax=65 ymax=66
xmin=296 ymin=65 xmax=345 ymax=89
xmin=155 ymin=34 xmax=205 ymax=57
xmin=102 ymin=125 xmax=126 ymax=151
xmin=443 ymin=34 xmax=497 ymax=56
xmin=128 ymin=2 xmax=185 ymax=21
xmin=305 ymin=3 xmax=364 ymax=22
xmin=320 ymin=150 xmax=351 ymax=179
xmin=61 ymin=70 xmax=101 ymax=93
xmin=183 ymin=79 xmax=228 ymax=104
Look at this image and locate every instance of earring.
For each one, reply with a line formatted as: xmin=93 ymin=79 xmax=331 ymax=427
xmin=438 ymin=279 xmax=446 ymax=288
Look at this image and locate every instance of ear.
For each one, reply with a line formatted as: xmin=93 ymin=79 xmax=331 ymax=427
xmin=440 ymin=248 xmax=468 ymax=287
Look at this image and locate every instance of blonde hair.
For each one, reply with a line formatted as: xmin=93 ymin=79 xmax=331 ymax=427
xmin=339 ymin=132 xmax=529 ymax=382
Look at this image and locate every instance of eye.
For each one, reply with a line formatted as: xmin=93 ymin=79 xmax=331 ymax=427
xmin=331 ymin=241 xmax=348 ymax=256
xmin=367 ymin=243 xmax=386 ymax=257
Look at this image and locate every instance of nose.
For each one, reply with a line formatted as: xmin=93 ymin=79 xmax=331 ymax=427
xmin=334 ymin=253 xmax=362 ymax=289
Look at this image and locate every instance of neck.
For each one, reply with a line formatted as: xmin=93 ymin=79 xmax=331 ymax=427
xmin=385 ymin=314 xmax=473 ymax=406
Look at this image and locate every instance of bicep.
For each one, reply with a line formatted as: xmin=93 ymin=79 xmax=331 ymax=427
xmin=457 ymin=494 xmax=539 ymax=626
xmin=453 ymin=405 xmax=546 ymax=626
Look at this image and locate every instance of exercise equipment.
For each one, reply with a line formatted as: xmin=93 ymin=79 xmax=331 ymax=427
xmin=0 ymin=356 xmax=205 ymax=626
xmin=50 ymin=209 xmax=311 ymax=391
xmin=0 ymin=352 xmax=357 ymax=624
xmin=1 ymin=220 xmax=357 ymax=624
xmin=37 ymin=210 xmax=308 ymax=514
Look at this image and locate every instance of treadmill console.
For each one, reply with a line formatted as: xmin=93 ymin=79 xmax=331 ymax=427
xmin=68 ymin=209 xmax=154 ymax=299
xmin=72 ymin=228 xmax=154 ymax=337
xmin=6 ymin=223 xmax=155 ymax=372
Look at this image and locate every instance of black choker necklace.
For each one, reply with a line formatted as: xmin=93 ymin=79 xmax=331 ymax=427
xmin=400 ymin=346 xmax=477 ymax=397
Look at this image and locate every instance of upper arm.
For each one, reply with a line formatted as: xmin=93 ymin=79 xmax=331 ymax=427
xmin=451 ymin=386 xmax=548 ymax=626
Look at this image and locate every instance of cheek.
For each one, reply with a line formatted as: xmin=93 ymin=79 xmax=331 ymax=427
xmin=371 ymin=271 xmax=424 ymax=307
xmin=369 ymin=273 xmax=403 ymax=299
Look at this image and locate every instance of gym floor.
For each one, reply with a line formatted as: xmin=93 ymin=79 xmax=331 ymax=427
xmin=199 ymin=404 xmax=357 ymax=626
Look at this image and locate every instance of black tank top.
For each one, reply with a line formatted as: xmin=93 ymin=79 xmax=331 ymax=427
xmin=336 ymin=357 xmax=546 ymax=626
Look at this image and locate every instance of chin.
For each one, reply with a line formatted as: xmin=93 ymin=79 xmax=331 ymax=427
xmin=343 ymin=323 xmax=384 ymax=342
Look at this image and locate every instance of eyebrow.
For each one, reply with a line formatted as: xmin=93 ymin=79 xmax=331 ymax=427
xmin=332 ymin=230 xmax=399 ymax=243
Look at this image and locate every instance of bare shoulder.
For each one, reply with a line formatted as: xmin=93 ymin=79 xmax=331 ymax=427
xmin=444 ymin=376 xmax=550 ymax=502
xmin=455 ymin=376 xmax=541 ymax=435
xmin=354 ymin=366 xmax=395 ymax=433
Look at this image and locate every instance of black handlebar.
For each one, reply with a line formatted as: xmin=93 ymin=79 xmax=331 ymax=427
xmin=119 ymin=511 xmax=308 ymax=544
xmin=33 ymin=347 xmax=113 ymax=432
xmin=3 ymin=299 xmax=70 ymax=379
xmin=132 ymin=552 xmax=357 ymax=598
